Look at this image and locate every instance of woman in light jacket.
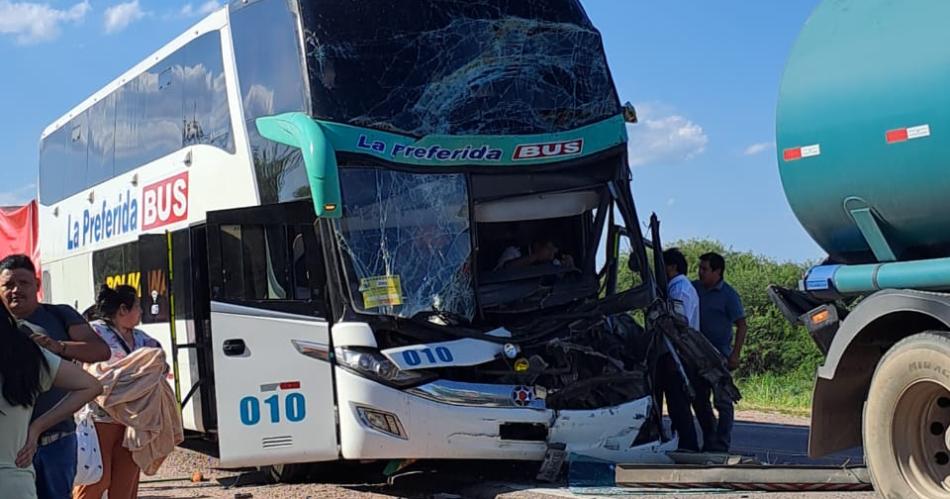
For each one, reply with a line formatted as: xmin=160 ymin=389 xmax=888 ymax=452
xmin=0 ymin=303 xmax=101 ymax=499
xmin=74 ymin=285 xmax=162 ymax=499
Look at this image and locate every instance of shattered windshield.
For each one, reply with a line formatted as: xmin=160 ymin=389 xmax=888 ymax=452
xmin=335 ymin=169 xmax=475 ymax=321
xmin=298 ymin=0 xmax=619 ymax=137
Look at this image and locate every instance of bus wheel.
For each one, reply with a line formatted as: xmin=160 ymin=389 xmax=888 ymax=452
xmin=865 ymin=331 xmax=950 ymax=498
xmin=264 ymin=463 xmax=313 ymax=484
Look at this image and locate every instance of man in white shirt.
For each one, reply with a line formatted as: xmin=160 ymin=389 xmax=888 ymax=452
xmin=665 ymin=248 xmax=700 ymax=329
xmin=653 ymin=247 xmax=700 ymax=451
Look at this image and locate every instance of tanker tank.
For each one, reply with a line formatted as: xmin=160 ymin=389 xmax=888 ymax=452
xmin=777 ymin=0 xmax=950 ymax=266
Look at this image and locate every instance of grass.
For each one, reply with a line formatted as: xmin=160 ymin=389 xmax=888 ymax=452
xmin=734 ymin=371 xmax=814 ymax=417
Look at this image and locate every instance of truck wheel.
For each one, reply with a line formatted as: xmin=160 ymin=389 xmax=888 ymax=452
xmin=264 ymin=463 xmax=313 ymax=483
xmin=865 ymin=331 xmax=950 ymax=498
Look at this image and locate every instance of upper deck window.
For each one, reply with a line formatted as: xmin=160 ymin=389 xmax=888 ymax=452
xmin=298 ymin=0 xmax=620 ymax=137
xmin=39 ymin=31 xmax=233 ymax=205
xmin=230 ymin=0 xmax=310 ymax=205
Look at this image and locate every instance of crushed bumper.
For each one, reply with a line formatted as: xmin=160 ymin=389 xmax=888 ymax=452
xmin=336 ymin=368 xmax=673 ymax=463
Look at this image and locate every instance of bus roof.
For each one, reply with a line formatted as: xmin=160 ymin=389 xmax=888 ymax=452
xmin=41 ymin=6 xmax=228 ymax=140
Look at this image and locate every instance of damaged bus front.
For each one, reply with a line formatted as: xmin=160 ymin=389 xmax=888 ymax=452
xmin=296 ymin=0 xmax=670 ymax=464
xmin=207 ymin=0 xmax=737 ymax=473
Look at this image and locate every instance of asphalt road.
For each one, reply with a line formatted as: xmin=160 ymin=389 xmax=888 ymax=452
xmin=139 ymin=414 xmax=876 ymax=498
xmin=730 ymin=419 xmax=864 ymax=466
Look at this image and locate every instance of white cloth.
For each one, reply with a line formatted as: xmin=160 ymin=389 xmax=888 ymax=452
xmin=668 ymin=273 xmax=700 ymax=330
xmin=74 ymin=405 xmax=103 ymax=485
xmin=494 ymin=246 xmax=523 ymax=270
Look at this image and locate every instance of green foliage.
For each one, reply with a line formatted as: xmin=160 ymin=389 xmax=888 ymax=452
xmin=617 ymin=238 xmax=824 ymax=378
xmin=736 ymin=371 xmax=813 ymax=416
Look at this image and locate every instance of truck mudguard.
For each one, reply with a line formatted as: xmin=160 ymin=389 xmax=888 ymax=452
xmin=809 ymin=289 xmax=950 ymax=457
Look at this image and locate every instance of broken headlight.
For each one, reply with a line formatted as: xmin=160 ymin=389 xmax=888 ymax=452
xmin=335 ymin=347 xmax=434 ymax=388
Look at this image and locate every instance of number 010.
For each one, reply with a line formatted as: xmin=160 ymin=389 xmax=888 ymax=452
xmin=240 ymin=393 xmax=306 ymax=425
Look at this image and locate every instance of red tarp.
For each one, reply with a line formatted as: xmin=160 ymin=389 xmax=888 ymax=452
xmin=0 ymin=200 xmax=40 ymax=272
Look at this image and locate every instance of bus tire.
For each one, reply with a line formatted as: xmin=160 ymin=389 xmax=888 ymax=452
xmin=264 ymin=463 xmax=313 ymax=484
xmin=864 ymin=331 xmax=950 ymax=499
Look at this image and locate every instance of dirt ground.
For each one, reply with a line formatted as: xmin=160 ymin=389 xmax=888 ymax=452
xmin=137 ymin=411 xmax=876 ymax=499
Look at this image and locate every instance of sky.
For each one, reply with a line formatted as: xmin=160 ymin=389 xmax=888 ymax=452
xmin=0 ymin=0 xmax=824 ymax=263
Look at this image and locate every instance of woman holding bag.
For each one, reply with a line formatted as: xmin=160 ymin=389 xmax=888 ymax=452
xmin=74 ymin=285 xmax=162 ymax=499
xmin=0 ymin=302 xmax=101 ymax=499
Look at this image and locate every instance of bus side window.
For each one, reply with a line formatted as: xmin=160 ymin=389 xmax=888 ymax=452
xmin=214 ymin=222 xmax=325 ymax=315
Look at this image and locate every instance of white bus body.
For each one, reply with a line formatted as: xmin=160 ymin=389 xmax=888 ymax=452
xmin=38 ymin=0 xmax=673 ymax=472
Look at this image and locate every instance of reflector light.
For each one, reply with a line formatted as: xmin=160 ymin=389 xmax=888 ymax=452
xmin=279 ymin=381 xmax=301 ymax=390
xmin=886 ymin=124 xmax=930 ymax=144
xmin=810 ymin=310 xmax=830 ymax=325
xmin=783 ymin=144 xmax=821 ymax=162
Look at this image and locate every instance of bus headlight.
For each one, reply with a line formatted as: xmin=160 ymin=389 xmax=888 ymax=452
xmin=335 ymin=347 xmax=433 ymax=387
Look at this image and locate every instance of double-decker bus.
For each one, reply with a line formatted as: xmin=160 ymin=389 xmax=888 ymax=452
xmin=38 ymin=0 xmax=674 ymax=479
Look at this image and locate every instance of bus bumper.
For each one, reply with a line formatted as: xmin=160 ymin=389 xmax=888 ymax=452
xmin=336 ymin=368 xmax=676 ymax=462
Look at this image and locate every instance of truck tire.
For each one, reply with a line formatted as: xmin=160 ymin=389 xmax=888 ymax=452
xmin=264 ymin=463 xmax=313 ymax=484
xmin=864 ymin=331 xmax=950 ymax=498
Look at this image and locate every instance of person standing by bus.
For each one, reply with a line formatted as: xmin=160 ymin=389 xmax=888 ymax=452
xmin=0 ymin=301 xmax=102 ymax=499
xmin=0 ymin=254 xmax=110 ymax=499
xmin=692 ymin=252 xmax=747 ymax=452
xmin=74 ymin=285 xmax=165 ymax=499
xmin=657 ymin=248 xmax=700 ymax=451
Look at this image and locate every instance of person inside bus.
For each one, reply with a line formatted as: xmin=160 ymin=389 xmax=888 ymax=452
xmin=0 ymin=254 xmax=110 ymax=499
xmin=0 ymin=301 xmax=102 ymax=499
xmin=74 ymin=284 xmax=164 ymax=499
xmin=494 ymin=238 xmax=575 ymax=271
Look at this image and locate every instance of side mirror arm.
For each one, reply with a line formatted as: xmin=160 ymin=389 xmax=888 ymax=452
xmin=256 ymin=112 xmax=342 ymax=219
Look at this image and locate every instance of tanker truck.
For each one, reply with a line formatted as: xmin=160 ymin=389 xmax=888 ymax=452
xmin=768 ymin=0 xmax=950 ymax=496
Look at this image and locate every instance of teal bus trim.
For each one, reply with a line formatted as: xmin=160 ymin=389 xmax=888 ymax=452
xmin=315 ymin=114 xmax=628 ymax=167
xmin=256 ymin=113 xmax=342 ymax=218
xmin=257 ymin=112 xmax=628 ymax=218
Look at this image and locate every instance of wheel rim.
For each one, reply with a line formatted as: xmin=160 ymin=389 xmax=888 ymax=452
xmin=893 ymin=379 xmax=950 ymax=497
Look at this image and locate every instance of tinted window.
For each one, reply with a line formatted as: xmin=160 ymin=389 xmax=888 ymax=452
xmin=171 ymin=229 xmax=194 ymax=319
xmin=231 ymin=0 xmax=307 ymax=122
xmin=214 ymin=222 xmax=324 ymax=304
xmin=63 ymin=113 xmax=88 ymax=199
xmin=231 ymin=0 xmax=309 ymax=205
xmin=289 ymin=225 xmax=312 ymax=300
xmin=220 ymin=224 xmax=246 ymax=300
xmin=39 ymin=126 xmax=69 ymax=204
xmin=140 ymin=234 xmax=171 ymax=324
xmin=92 ymin=241 xmax=141 ymax=292
xmin=115 ymin=49 xmax=184 ymax=174
xmin=86 ymin=93 xmax=116 ymax=187
xmin=40 ymin=30 xmax=233 ymax=205
xmin=245 ymin=125 xmax=309 ymax=204
xmin=183 ymin=32 xmax=233 ymax=151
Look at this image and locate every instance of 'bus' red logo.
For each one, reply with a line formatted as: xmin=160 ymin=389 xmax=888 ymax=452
xmin=142 ymin=172 xmax=189 ymax=230
xmin=512 ymin=139 xmax=584 ymax=160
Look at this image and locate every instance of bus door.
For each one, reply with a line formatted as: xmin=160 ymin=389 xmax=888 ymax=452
xmin=205 ymin=201 xmax=337 ymax=467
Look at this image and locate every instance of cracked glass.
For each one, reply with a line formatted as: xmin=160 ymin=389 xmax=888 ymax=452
xmin=299 ymin=0 xmax=619 ymax=137
xmin=335 ymin=168 xmax=475 ymax=321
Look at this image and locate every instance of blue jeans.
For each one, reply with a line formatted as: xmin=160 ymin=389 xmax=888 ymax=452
xmin=33 ymin=433 xmax=77 ymax=499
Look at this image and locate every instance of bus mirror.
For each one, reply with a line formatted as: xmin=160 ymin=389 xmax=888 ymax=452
xmin=256 ymin=112 xmax=342 ymax=219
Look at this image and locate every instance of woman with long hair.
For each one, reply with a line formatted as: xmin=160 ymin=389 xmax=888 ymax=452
xmin=74 ymin=285 xmax=163 ymax=499
xmin=0 ymin=303 xmax=102 ymax=499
